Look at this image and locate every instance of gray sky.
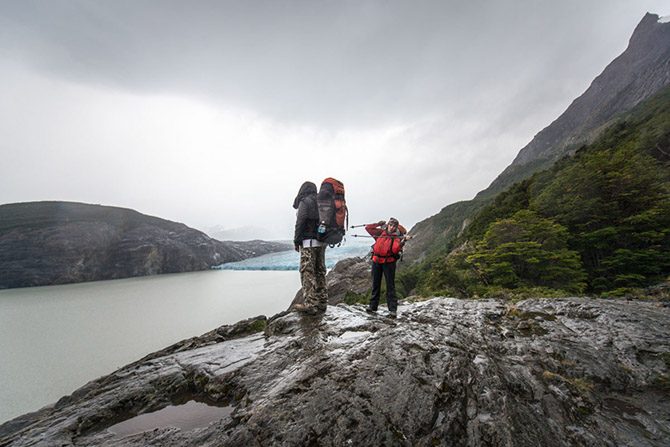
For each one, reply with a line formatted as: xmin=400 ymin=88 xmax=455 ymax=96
xmin=0 ymin=1 xmax=667 ymax=239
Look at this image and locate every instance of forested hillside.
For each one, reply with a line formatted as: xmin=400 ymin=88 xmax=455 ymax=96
xmin=404 ymin=13 xmax=670 ymax=266
xmin=405 ymin=85 xmax=670 ymax=298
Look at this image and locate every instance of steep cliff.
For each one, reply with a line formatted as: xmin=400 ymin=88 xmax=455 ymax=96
xmin=484 ymin=12 xmax=670 ymax=199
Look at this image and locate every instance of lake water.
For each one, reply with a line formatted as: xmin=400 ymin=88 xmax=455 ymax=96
xmin=0 ymin=270 xmax=301 ymax=424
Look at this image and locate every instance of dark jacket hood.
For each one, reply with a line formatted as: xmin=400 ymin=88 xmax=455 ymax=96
xmin=293 ymin=182 xmax=317 ymax=209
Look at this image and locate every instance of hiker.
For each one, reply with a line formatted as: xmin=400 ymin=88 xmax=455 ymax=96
xmin=292 ymin=181 xmax=328 ymax=314
xmin=365 ymin=218 xmax=407 ymax=318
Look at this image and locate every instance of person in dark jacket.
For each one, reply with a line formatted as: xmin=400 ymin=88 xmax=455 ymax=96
xmin=365 ymin=217 xmax=407 ymax=318
xmin=292 ymin=181 xmax=328 ymax=314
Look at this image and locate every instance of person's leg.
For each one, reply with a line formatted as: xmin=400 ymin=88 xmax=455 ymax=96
xmin=369 ymin=262 xmax=383 ymax=311
xmin=384 ymin=262 xmax=397 ymax=312
xmin=314 ymin=246 xmax=328 ymax=312
xmin=300 ymin=247 xmax=318 ymax=308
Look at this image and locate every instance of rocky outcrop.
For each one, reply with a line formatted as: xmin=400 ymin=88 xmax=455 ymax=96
xmin=0 ymin=201 xmax=291 ymax=289
xmin=2 ymin=297 xmax=668 ymax=446
xmin=291 ymin=256 xmax=371 ymax=306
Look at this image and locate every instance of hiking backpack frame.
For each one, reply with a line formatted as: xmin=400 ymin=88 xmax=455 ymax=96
xmin=316 ymin=177 xmax=348 ymax=247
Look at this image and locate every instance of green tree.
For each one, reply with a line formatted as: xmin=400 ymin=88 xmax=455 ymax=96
xmin=422 ymin=243 xmax=480 ymax=297
xmin=467 ymin=210 xmax=586 ymax=292
xmin=532 ymin=144 xmax=670 ymax=292
xmin=411 ymin=85 xmax=670 ymax=297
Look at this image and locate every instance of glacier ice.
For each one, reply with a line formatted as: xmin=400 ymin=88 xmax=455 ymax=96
xmin=214 ymin=239 xmax=372 ymax=271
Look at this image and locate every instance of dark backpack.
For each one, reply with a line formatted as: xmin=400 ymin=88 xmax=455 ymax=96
xmin=316 ymin=177 xmax=348 ymax=246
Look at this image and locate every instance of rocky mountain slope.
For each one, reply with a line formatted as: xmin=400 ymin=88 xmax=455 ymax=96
xmin=484 ymin=12 xmax=670 ymax=199
xmin=405 ymin=13 xmax=670 ymax=263
xmin=1 ymin=297 xmax=668 ymax=446
xmin=0 ymin=201 xmax=290 ymax=289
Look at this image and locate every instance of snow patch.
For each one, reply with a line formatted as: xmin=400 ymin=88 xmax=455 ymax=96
xmin=659 ymin=15 xmax=670 ymax=23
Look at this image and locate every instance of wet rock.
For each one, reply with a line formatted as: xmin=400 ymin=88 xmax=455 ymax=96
xmin=323 ymin=256 xmax=371 ymax=303
xmin=1 ymin=297 xmax=669 ymax=446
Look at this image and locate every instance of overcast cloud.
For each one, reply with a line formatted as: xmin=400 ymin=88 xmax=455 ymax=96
xmin=0 ymin=1 xmax=667 ymax=239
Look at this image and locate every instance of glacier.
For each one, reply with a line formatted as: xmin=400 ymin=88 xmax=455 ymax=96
xmin=214 ymin=238 xmax=372 ymax=270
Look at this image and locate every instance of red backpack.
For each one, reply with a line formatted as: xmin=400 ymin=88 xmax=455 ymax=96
xmin=316 ymin=178 xmax=348 ymax=246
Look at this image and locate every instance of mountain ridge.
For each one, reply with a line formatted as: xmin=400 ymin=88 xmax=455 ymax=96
xmin=405 ymin=13 xmax=670 ymax=264
xmin=482 ymin=12 xmax=670 ymax=199
xmin=0 ymin=201 xmax=291 ymax=289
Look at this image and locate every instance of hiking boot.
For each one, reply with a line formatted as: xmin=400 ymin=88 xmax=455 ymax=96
xmin=388 ymin=311 xmax=397 ymax=319
xmin=365 ymin=307 xmax=377 ymax=314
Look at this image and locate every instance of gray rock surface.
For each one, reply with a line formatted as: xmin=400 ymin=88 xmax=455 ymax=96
xmin=292 ymin=256 xmax=371 ymax=306
xmin=2 ymin=297 xmax=669 ymax=446
xmin=0 ymin=201 xmax=291 ymax=289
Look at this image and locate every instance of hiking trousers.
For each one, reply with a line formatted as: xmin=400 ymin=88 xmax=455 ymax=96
xmin=370 ymin=261 xmax=397 ymax=312
xmin=299 ymin=245 xmax=327 ymax=311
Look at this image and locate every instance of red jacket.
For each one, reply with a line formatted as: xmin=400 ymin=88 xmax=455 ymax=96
xmin=365 ymin=223 xmax=407 ymax=264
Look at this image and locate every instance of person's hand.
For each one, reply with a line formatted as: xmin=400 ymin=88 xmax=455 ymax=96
xmin=377 ymin=220 xmax=386 ymax=226
xmin=294 ymin=243 xmax=300 ymax=252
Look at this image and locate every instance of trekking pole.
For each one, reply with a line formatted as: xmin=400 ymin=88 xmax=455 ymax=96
xmin=350 ymin=224 xmax=370 ymax=228
xmin=350 ymin=234 xmax=413 ymax=239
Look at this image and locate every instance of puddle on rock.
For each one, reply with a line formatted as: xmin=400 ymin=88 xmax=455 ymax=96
xmin=107 ymin=400 xmax=233 ymax=438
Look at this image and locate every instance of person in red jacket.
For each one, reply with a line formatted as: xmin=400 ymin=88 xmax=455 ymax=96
xmin=365 ymin=217 xmax=407 ymax=318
